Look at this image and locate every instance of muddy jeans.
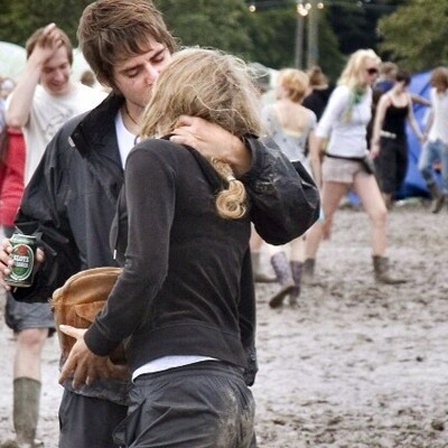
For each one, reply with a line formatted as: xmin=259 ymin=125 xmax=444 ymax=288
xmin=59 ymin=389 xmax=128 ymax=448
xmin=418 ymin=138 xmax=448 ymax=194
xmin=113 ymin=361 xmax=257 ymax=448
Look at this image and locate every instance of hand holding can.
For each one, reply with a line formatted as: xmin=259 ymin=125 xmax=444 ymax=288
xmin=4 ymin=233 xmax=37 ymax=288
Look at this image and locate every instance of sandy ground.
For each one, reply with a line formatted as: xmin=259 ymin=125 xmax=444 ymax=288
xmin=1 ymin=201 xmax=448 ymax=448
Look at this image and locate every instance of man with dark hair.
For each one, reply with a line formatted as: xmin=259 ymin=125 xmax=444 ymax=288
xmin=2 ymin=23 xmax=105 ymax=448
xmin=0 ymin=1 xmax=319 ymax=447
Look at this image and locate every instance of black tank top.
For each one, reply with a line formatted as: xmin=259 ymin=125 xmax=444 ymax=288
xmin=383 ymin=102 xmax=409 ymax=138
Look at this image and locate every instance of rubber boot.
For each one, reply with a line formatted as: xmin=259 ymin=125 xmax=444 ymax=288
xmin=268 ymin=252 xmax=296 ymax=308
xmin=0 ymin=440 xmax=43 ymax=448
xmin=251 ymin=251 xmax=276 ymax=283
xmin=289 ymin=261 xmax=303 ymax=307
xmin=11 ymin=378 xmax=42 ymax=448
xmin=301 ymin=258 xmax=315 ymax=285
xmin=428 ymin=182 xmax=445 ymax=214
xmin=372 ymin=256 xmax=407 ymax=285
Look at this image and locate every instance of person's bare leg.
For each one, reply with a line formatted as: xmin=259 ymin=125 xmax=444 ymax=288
xmin=303 ymin=181 xmax=348 ymax=283
xmin=353 ymin=174 xmax=387 ymax=257
xmin=354 ymin=173 xmax=405 ymax=284
xmin=305 ymin=181 xmax=348 ymax=259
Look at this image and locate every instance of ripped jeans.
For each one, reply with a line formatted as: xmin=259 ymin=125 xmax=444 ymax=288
xmin=418 ymin=138 xmax=448 ymax=194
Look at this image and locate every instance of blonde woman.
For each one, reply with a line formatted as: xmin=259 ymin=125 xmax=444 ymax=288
xmin=58 ymin=48 xmax=319 ymax=447
xmin=304 ymin=49 xmax=405 ymax=284
xmin=262 ymin=68 xmax=321 ymax=307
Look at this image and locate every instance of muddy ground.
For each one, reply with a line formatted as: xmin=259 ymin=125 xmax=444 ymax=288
xmin=1 ymin=200 xmax=448 ymax=448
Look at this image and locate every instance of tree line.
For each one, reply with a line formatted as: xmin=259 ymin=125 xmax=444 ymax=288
xmin=0 ymin=0 xmax=447 ymax=81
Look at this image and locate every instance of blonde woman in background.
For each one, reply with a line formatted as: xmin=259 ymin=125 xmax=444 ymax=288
xmin=262 ymin=68 xmax=321 ymax=307
xmin=304 ymin=49 xmax=406 ymax=285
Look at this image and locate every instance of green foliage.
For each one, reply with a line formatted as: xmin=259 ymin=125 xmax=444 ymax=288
xmin=313 ymin=10 xmax=344 ymax=82
xmin=154 ymin=0 xmax=339 ymax=72
xmin=0 ymin=0 xmax=93 ymax=46
xmin=326 ymin=3 xmax=370 ymax=54
xmin=154 ymin=0 xmax=254 ymax=58
xmin=245 ymin=7 xmax=297 ymax=68
xmin=3 ymin=0 xmax=416 ymax=80
xmin=157 ymin=1 xmax=343 ymax=77
xmin=378 ymin=0 xmax=448 ymax=71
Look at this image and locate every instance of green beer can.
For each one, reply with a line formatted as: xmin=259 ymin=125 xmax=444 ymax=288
xmin=5 ymin=233 xmax=37 ymax=287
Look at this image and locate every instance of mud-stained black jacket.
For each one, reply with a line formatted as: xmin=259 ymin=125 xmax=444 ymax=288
xmin=13 ymin=92 xmax=320 ymax=403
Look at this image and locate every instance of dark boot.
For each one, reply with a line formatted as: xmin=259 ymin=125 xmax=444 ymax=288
xmin=372 ymin=256 xmax=407 ymax=285
xmin=251 ymin=251 xmax=276 ymax=283
xmin=428 ymin=183 xmax=445 ymax=214
xmin=301 ymin=258 xmax=315 ymax=284
xmin=289 ymin=261 xmax=303 ymax=306
xmin=12 ymin=378 xmax=41 ymax=447
xmin=269 ymin=252 xmax=296 ymax=308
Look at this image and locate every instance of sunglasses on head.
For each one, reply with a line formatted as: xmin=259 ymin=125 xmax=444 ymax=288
xmin=366 ymin=67 xmax=379 ymax=75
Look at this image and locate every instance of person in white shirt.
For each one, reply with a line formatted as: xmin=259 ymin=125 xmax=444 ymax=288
xmin=418 ymin=66 xmax=448 ymax=214
xmin=304 ymin=49 xmax=405 ymax=285
xmin=3 ymin=23 xmax=106 ymax=448
xmin=6 ymin=23 xmax=106 ymax=184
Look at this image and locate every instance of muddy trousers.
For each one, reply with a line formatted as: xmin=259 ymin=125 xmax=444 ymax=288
xmin=114 ymin=361 xmax=257 ymax=448
xmin=58 ymin=390 xmax=127 ymax=448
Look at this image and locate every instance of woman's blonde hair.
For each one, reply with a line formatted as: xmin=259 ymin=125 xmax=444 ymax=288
xmin=140 ymin=47 xmax=263 ymax=220
xmin=338 ymin=49 xmax=381 ymax=90
xmin=277 ymin=68 xmax=309 ymax=102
